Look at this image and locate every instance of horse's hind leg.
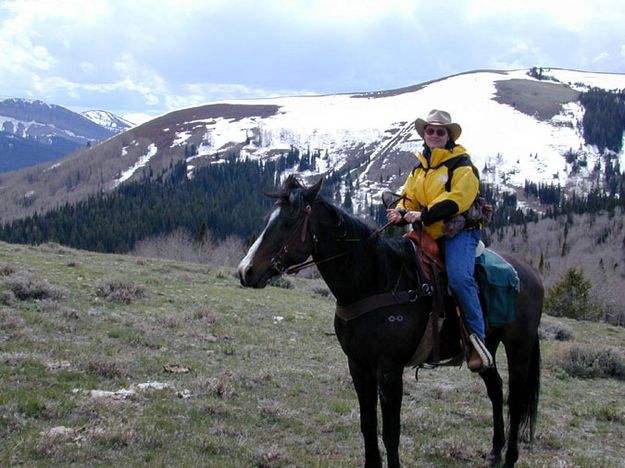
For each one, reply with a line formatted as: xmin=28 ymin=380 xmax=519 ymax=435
xmin=504 ymin=366 xmax=526 ymax=467
xmin=504 ymin=336 xmax=540 ymax=467
xmin=348 ymin=359 xmax=382 ymax=468
xmin=377 ymin=365 xmax=403 ymax=468
xmin=480 ymin=338 xmax=506 ymax=466
xmin=480 ymin=366 xmax=505 ymax=466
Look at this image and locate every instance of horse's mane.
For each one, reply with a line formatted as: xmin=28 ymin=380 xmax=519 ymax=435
xmin=264 ymin=174 xmax=309 ymax=200
xmin=274 ymin=175 xmax=416 ymax=285
xmin=331 ymin=202 xmax=418 ymax=290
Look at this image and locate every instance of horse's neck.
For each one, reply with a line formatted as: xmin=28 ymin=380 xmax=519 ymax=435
xmin=314 ymin=226 xmax=391 ymax=305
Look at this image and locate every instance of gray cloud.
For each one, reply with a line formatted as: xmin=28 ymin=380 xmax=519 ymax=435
xmin=1 ymin=0 xmax=623 ymax=122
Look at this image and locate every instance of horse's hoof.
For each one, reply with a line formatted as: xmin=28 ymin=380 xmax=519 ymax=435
xmin=486 ymin=451 xmax=502 ymax=467
xmin=504 ymin=451 xmax=518 ymax=467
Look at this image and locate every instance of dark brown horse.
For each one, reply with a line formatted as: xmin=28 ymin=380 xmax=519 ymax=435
xmin=237 ymin=176 xmax=543 ymax=467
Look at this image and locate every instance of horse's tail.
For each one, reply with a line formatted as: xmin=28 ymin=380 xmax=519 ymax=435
xmin=519 ymin=335 xmax=540 ymax=442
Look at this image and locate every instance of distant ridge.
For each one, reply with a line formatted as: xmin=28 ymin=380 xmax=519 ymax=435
xmin=0 ymin=98 xmax=117 ymax=172
xmin=82 ymin=110 xmax=134 ymax=134
xmin=1 ymin=68 xmax=624 ymax=222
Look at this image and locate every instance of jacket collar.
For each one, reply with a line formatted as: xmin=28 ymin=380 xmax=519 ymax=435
xmin=417 ymin=144 xmax=467 ymax=169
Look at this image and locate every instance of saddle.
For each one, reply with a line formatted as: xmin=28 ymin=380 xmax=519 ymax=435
xmin=404 ymin=230 xmax=520 ymax=372
xmin=404 ymin=230 xmax=443 ymax=283
xmin=404 ymin=230 xmax=466 ymax=368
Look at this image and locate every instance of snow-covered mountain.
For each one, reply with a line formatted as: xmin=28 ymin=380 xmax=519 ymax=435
xmin=122 ymin=68 xmax=625 ymax=211
xmin=0 ymin=98 xmax=113 ymax=143
xmin=82 ymin=110 xmax=134 ymax=134
xmin=2 ymin=68 xmax=625 ymax=221
xmin=0 ymin=98 xmax=117 ymax=171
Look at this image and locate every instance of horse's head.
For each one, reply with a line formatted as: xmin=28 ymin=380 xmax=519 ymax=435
xmin=237 ymin=176 xmax=323 ymax=288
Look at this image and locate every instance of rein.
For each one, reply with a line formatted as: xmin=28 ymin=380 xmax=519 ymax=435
xmin=285 ymin=252 xmax=345 ymax=275
xmin=274 ymin=199 xmax=395 ymax=276
xmin=269 ymin=192 xmax=440 ymax=364
xmin=270 ymin=187 xmax=409 ymax=276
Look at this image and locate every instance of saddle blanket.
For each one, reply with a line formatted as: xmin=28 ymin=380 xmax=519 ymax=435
xmin=475 ymin=248 xmax=520 ymax=327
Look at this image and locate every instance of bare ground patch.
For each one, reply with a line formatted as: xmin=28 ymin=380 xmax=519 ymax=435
xmin=494 ymin=78 xmax=579 ymax=120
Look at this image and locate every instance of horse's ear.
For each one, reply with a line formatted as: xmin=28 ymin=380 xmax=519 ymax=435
xmin=262 ymin=187 xmax=282 ymax=199
xmin=304 ymin=178 xmax=323 ymax=203
xmin=288 ymin=192 xmax=300 ymax=205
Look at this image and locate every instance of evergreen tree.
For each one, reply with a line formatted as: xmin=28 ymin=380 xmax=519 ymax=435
xmin=545 ymin=268 xmax=601 ymax=321
xmin=580 ymin=88 xmax=625 ymax=153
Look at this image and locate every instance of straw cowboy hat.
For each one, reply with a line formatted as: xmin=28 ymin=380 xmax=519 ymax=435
xmin=415 ymin=109 xmax=462 ymax=142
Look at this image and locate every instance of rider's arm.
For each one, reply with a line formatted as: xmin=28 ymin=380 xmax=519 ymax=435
xmin=421 ymin=164 xmax=478 ymax=226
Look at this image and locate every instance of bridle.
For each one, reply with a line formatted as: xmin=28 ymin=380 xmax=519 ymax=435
xmin=267 ymin=191 xmax=438 ymax=349
xmin=269 ymin=199 xmax=350 ymax=276
xmin=268 ymin=196 xmax=396 ymax=276
xmin=269 ymin=202 xmax=316 ymax=275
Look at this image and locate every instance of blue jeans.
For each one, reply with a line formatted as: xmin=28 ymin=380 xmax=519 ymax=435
xmin=443 ymin=229 xmax=485 ymax=339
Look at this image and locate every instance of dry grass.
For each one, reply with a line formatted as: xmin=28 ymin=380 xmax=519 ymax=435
xmin=493 ymin=78 xmax=579 ymax=121
xmin=94 ymin=279 xmax=145 ymax=304
xmin=550 ymin=343 xmax=625 ymax=380
xmin=488 ymin=208 xmax=625 ymax=325
xmin=3 ymin=273 xmax=68 ymax=301
xmin=1 ymin=240 xmax=625 ymax=467
xmin=539 ymin=318 xmax=575 ymax=341
xmin=0 ymin=264 xmax=16 ymax=276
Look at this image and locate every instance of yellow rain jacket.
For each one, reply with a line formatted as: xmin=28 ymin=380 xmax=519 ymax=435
xmin=398 ymin=144 xmax=479 ymax=239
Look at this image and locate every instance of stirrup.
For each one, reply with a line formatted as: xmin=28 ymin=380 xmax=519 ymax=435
xmin=469 ymin=333 xmax=494 ymax=370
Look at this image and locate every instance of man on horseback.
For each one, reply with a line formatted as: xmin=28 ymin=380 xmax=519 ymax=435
xmin=386 ymin=109 xmax=493 ymax=372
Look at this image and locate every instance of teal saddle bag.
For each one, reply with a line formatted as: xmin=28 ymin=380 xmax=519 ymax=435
xmin=475 ymin=249 xmax=520 ymax=328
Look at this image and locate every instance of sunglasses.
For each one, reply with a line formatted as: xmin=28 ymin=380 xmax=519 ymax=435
xmin=425 ymin=127 xmax=448 ymax=137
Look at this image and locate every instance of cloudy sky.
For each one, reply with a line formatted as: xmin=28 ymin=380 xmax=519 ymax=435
xmin=1 ymin=0 xmax=624 ymax=124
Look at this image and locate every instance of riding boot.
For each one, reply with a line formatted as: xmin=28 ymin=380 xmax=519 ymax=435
xmin=467 ymin=333 xmax=494 ymax=372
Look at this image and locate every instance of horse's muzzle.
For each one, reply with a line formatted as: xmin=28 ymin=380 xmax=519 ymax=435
xmin=237 ymin=264 xmax=272 ymax=288
xmin=237 ymin=264 xmax=253 ymax=287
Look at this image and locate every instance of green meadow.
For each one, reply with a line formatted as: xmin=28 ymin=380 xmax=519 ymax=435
xmin=1 ymin=241 xmax=624 ymax=467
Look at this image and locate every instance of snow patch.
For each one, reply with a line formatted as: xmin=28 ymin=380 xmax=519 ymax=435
xmin=171 ymin=131 xmax=193 ymax=147
xmin=113 ymin=143 xmax=158 ymax=187
xmin=76 ymin=381 xmax=176 ymax=400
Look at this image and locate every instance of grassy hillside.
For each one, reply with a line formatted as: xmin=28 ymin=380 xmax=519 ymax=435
xmin=1 ymin=241 xmax=624 ymax=467
xmin=488 ymin=208 xmax=625 ymax=324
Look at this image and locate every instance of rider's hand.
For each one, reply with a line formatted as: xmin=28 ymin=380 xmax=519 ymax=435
xmin=386 ymin=208 xmax=403 ymax=224
xmin=403 ymin=211 xmax=421 ymax=223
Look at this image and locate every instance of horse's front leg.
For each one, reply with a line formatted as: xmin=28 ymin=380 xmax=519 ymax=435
xmin=348 ymin=358 xmax=382 ymax=468
xmin=378 ymin=365 xmax=404 ymax=468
